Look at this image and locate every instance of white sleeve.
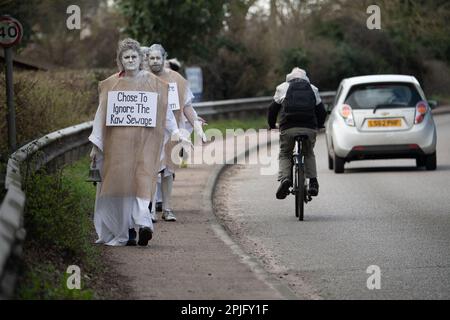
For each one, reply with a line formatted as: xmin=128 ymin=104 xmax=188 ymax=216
xmin=88 ymin=103 xmax=105 ymax=152
xmin=165 ymin=107 xmax=179 ymax=136
xmin=183 ymin=104 xmax=199 ymax=127
xmin=310 ymin=84 xmax=322 ymax=105
xmin=184 ymin=86 xmax=195 ymax=107
xmin=273 ymin=82 xmax=289 ymax=104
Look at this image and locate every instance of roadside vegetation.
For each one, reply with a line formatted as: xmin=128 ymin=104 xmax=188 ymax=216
xmin=0 ymin=70 xmax=113 ymax=156
xmin=15 ymin=157 xmax=129 ymax=299
xmin=430 ymin=95 xmax=450 ymax=106
xmin=5 ymin=1 xmax=449 ymax=100
xmin=204 ymin=115 xmax=268 ymax=137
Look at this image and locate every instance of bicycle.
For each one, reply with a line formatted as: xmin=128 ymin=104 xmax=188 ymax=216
xmin=291 ymin=135 xmax=312 ymax=221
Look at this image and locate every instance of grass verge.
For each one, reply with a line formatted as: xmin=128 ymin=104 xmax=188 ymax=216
xmin=204 ymin=115 xmax=268 ymax=137
xmin=430 ymin=94 xmax=450 ymax=106
xmin=15 ymin=156 xmax=130 ymax=300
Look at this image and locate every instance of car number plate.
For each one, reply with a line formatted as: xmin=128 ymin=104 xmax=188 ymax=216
xmin=368 ymin=119 xmax=402 ymax=127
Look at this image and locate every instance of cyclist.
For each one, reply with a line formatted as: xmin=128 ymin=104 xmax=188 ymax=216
xmin=268 ymin=67 xmax=327 ymax=199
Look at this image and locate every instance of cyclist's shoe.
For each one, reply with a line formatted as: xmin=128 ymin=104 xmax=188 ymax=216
xmin=138 ymin=227 xmax=153 ymax=246
xmin=308 ymin=178 xmax=319 ymax=197
xmin=276 ymin=179 xmax=292 ymax=199
xmin=126 ymin=228 xmax=137 ymax=246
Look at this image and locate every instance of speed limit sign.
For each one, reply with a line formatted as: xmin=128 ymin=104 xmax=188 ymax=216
xmin=0 ymin=15 xmax=23 ymax=48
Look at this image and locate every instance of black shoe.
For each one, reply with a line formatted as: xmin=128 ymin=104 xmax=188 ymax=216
xmin=138 ymin=227 xmax=153 ymax=246
xmin=276 ymin=179 xmax=292 ymax=199
xmin=156 ymin=202 xmax=163 ymax=212
xmin=126 ymin=228 xmax=137 ymax=246
xmin=309 ymin=178 xmax=319 ymax=197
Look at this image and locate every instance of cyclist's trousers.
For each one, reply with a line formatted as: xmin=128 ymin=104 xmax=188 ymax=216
xmin=278 ymin=127 xmax=317 ymax=181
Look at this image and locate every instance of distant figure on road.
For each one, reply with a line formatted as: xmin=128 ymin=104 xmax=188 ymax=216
xmin=268 ymin=67 xmax=327 ymax=199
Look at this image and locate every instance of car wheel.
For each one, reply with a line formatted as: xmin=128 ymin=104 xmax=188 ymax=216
xmin=328 ymin=154 xmax=334 ymax=170
xmin=425 ymin=152 xmax=437 ymax=170
xmin=334 ymin=155 xmax=345 ymax=173
xmin=416 ymin=156 xmax=426 ymax=168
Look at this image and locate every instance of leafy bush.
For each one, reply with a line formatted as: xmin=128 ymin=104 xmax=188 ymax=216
xmin=17 ymin=263 xmax=94 ymax=300
xmin=23 ymin=164 xmax=95 ymax=258
xmin=281 ymin=48 xmax=310 ymax=75
xmin=16 ymin=157 xmax=101 ymax=299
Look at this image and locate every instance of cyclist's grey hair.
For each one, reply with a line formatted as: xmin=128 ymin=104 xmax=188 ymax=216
xmin=116 ymin=38 xmax=144 ymax=72
xmin=148 ymin=43 xmax=168 ymax=60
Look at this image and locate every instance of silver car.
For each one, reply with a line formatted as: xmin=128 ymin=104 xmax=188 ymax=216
xmin=325 ymin=75 xmax=437 ymax=173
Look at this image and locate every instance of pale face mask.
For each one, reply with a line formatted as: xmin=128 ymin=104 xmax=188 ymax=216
xmin=149 ymin=50 xmax=164 ymax=74
xmin=121 ymin=49 xmax=140 ymax=72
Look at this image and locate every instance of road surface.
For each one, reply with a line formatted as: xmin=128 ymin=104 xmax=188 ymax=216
xmin=214 ymin=112 xmax=450 ymax=299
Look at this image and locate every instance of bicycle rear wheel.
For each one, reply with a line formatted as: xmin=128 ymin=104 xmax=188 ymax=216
xmin=296 ymin=164 xmax=305 ymax=221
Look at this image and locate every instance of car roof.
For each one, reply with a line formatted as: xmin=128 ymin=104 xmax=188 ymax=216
xmin=341 ymin=75 xmax=420 ymax=88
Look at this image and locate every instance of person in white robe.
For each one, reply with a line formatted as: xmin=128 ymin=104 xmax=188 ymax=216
xmin=89 ymin=38 xmax=188 ymax=246
xmin=146 ymin=43 xmax=207 ymax=222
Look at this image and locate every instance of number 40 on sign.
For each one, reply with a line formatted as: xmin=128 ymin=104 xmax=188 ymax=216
xmin=0 ymin=16 xmax=23 ymax=48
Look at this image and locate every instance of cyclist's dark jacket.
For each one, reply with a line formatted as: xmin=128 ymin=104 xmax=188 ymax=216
xmin=268 ymin=79 xmax=327 ymax=131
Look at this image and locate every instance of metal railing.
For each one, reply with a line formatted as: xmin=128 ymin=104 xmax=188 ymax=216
xmin=194 ymin=91 xmax=336 ymax=118
xmin=0 ymin=91 xmax=336 ymax=299
xmin=0 ymin=121 xmax=93 ymax=299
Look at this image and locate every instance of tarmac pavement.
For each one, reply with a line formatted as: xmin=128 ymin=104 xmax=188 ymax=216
xmin=105 ymin=134 xmax=294 ymax=300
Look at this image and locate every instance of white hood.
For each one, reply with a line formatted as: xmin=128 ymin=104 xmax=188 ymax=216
xmin=286 ymin=67 xmax=310 ymax=83
xmin=274 ymin=68 xmax=320 ymax=104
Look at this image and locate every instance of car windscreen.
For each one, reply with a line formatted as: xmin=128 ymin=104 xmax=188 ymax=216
xmin=344 ymin=82 xmax=422 ymax=109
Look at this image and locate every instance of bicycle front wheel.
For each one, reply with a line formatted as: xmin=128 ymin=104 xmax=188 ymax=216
xmin=296 ymin=165 xmax=305 ymax=221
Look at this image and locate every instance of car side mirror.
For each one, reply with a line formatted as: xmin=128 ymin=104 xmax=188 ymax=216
xmin=428 ymin=100 xmax=438 ymax=109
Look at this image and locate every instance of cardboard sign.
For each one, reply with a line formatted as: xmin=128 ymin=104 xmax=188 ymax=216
xmin=106 ymin=91 xmax=158 ymax=127
xmin=168 ymin=82 xmax=180 ymax=111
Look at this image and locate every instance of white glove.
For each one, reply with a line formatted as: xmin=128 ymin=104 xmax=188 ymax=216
xmin=194 ymin=120 xmax=207 ymax=143
xmin=197 ymin=116 xmax=207 ymax=125
xmin=172 ymin=130 xmax=193 ymax=149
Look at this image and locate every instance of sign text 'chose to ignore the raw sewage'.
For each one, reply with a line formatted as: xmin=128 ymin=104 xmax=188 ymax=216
xmin=107 ymin=91 xmax=158 ymax=127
